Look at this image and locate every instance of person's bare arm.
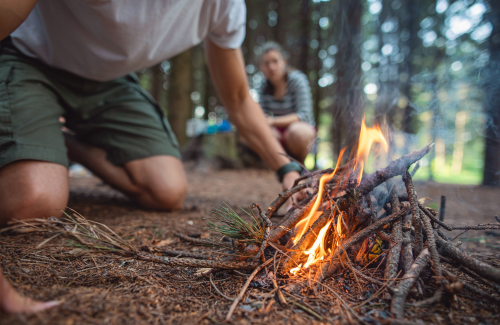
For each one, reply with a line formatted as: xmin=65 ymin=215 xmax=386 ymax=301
xmin=268 ymin=113 xmax=301 ymax=128
xmin=0 ymin=0 xmax=38 ymax=40
xmin=205 ymin=39 xmax=300 ymax=189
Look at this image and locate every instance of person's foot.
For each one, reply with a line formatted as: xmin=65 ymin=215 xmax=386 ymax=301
xmin=0 ymin=268 xmax=59 ymax=314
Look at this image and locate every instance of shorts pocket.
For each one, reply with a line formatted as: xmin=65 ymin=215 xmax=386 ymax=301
xmin=0 ymin=65 xmax=14 ymax=146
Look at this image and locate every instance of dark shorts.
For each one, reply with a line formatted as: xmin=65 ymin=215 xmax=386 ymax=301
xmin=0 ymin=38 xmax=180 ymax=169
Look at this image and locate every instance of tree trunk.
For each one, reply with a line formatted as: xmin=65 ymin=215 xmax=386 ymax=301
xmin=401 ymin=0 xmax=418 ymax=134
xmin=298 ymin=0 xmax=310 ymax=73
xmin=167 ymin=49 xmax=193 ymax=147
xmin=330 ymin=0 xmax=364 ymax=159
xmin=482 ymin=1 xmax=500 ymax=186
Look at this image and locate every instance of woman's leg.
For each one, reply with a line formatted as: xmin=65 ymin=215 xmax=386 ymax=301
xmin=283 ymin=121 xmax=316 ymax=163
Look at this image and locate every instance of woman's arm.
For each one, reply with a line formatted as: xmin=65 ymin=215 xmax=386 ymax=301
xmin=268 ymin=113 xmax=301 ymax=128
xmin=205 ymin=39 xmax=300 ymax=188
xmin=0 ymin=0 xmax=38 ymax=41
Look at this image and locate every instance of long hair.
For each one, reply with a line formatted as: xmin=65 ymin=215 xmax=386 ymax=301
xmin=258 ymin=41 xmax=294 ymax=95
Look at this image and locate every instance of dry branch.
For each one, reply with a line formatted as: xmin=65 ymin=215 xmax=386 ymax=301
xmin=391 ymin=248 xmax=431 ymax=318
xmin=137 ymin=252 xmax=257 ymax=269
xmin=435 ymin=235 xmax=500 ymax=284
xmin=355 ymin=143 xmax=432 ymax=197
xmin=385 ymin=183 xmax=402 ymax=280
xmin=418 ymin=204 xmax=500 ymax=230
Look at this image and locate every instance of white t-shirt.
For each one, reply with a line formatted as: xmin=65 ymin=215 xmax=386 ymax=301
xmin=11 ymin=0 xmax=246 ymax=81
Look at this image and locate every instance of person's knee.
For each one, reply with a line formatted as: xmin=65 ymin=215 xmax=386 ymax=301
xmin=145 ymin=179 xmax=187 ymax=210
xmin=285 ymin=123 xmax=315 ymax=146
xmin=20 ymin=181 xmax=67 ymax=217
xmin=125 ymin=156 xmax=188 ymax=210
xmin=0 ymin=162 xmax=68 ymax=225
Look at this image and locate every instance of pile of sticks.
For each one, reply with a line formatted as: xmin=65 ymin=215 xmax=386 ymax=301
xmin=173 ymin=143 xmax=500 ymax=320
xmin=3 ymin=144 xmax=500 ymax=322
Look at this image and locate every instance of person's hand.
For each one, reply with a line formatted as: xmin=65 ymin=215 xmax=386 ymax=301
xmin=0 ymin=267 xmax=59 ymax=314
xmin=281 ymin=171 xmax=306 ymax=212
xmin=266 ymin=116 xmax=275 ymax=126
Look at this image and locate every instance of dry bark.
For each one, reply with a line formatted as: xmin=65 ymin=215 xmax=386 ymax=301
xmin=391 ymin=248 xmax=431 ymax=318
xmin=435 ymin=235 xmax=500 ymax=284
xmin=385 ymin=184 xmax=402 ymax=280
xmin=401 ymin=214 xmax=414 ymax=274
xmin=137 ymin=252 xmax=257 ymax=269
xmin=403 ymin=170 xmax=423 ymax=256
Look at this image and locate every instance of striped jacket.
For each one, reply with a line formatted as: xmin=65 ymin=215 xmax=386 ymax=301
xmin=258 ymin=70 xmax=315 ymax=126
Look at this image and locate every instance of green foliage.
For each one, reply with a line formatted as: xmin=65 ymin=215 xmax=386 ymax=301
xmin=206 ymin=204 xmax=264 ymax=246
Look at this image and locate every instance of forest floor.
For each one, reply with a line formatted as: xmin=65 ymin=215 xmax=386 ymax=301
xmin=1 ymin=162 xmax=499 ymax=324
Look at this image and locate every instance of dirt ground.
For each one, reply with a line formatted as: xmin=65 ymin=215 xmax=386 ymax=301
xmin=1 ymin=162 xmax=499 ymax=324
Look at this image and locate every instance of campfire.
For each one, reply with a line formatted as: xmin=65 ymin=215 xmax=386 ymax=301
xmin=3 ymin=119 xmax=500 ymax=322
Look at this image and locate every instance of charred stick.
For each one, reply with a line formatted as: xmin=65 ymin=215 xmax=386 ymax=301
xmin=317 ymin=206 xmax=409 ymax=281
xmin=137 ymin=252 xmax=257 ymax=269
xmin=403 ymin=170 xmax=424 ymax=256
xmin=354 ymin=143 xmax=432 ymax=197
xmin=266 ymin=183 xmax=308 ymax=218
xmin=391 ymin=248 xmax=431 ymax=319
xmin=385 ymin=184 xmax=403 ymax=280
xmin=419 ymin=204 xmax=500 ymax=230
xmin=435 ymin=235 xmax=500 ymax=285
xmin=226 ymin=257 xmax=273 ymax=320
xmin=251 ymin=203 xmax=272 ymax=261
xmin=438 ymin=196 xmax=446 ymax=228
xmin=365 ymin=193 xmax=376 ymax=223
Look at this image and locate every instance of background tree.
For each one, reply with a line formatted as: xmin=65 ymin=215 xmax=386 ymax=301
xmin=167 ymin=49 xmax=193 ymax=147
xmin=482 ymin=0 xmax=500 ymax=186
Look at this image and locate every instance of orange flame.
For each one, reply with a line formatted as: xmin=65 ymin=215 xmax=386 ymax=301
xmin=289 ymin=117 xmax=388 ymax=274
xmin=292 ymin=148 xmax=346 ymax=245
xmin=353 ymin=117 xmax=389 ymax=185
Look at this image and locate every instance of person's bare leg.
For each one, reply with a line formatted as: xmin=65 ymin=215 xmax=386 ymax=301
xmin=65 ymin=134 xmax=187 ymax=210
xmin=0 ymin=266 xmax=59 ymax=313
xmin=283 ymin=122 xmax=316 ymax=163
xmin=0 ymin=161 xmax=69 ymax=227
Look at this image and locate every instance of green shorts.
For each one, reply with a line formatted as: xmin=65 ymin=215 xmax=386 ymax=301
xmin=0 ymin=38 xmax=180 ymax=169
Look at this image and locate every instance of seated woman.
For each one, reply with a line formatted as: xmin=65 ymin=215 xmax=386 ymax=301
xmin=258 ymin=42 xmax=316 ymax=164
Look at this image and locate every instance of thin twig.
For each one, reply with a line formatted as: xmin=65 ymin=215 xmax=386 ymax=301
xmin=225 ymin=258 xmax=273 ymax=320
xmin=209 ymin=274 xmax=235 ymax=301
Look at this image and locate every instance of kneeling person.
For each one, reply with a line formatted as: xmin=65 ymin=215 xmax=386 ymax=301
xmin=0 ymin=0 xmax=302 ymax=226
xmin=258 ymin=42 xmax=317 ymax=164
